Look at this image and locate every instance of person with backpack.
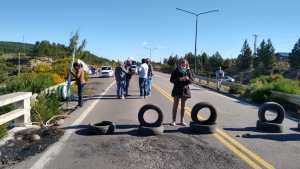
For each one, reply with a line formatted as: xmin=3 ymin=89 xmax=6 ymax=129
xmin=115 ymin=61 xmax=127 ymax=99
xmin=170 ymin=59 xmax=193 ymax=126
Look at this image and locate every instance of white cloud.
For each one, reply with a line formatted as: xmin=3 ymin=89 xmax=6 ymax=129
xmin=142 ymin=41 xmax=150 ymax=47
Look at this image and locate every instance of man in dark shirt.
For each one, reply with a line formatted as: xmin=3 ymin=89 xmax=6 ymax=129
xmin=146 ymin=58 xmax=153 ymax=96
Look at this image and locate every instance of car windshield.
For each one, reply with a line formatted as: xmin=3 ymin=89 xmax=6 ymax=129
xmin=101 ymin=67 xmax=112 ymax=70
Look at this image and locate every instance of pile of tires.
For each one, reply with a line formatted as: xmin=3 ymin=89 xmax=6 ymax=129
xmin=137 ymin=104 xmax=164 ymax=136
xmin=88 ymin=121 xmax=116 ymax=135
xmin=189 ymin=102 xmax=217 ymax=134
xmin=256 ymin=102 xmax=285 ymax=133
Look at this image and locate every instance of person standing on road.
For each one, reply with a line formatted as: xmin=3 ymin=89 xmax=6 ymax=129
xmin=170 ymin=59 xmax=193 ymax=126
xmin=71 ymin=62 xmax=86 ymax=107
xmin=215 ymin=66 xmax=224 ymax=91
xmin=146 ymin=58 xmax=153 ymax=96
xmin=138 ymin=58 xmax=149 ymax=98
xmin=115 ymin=61 xmax=127 ymax=99
xmin=124 ymin=59 xmax=133 ymax=96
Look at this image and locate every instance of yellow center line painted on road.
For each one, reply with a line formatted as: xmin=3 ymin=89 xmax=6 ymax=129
xmin=153 ymin=84 xmax=275 ymax=169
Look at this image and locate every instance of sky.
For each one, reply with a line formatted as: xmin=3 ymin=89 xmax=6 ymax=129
xmin=0 ymin=0 xmax=299 ymax=62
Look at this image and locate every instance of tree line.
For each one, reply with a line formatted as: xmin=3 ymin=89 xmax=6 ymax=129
xmin=163 ymin=38 xmax=300 ymax=77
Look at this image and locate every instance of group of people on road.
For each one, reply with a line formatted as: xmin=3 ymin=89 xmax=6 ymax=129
xmin=71 ymin=57 xmax=225 ymax=127
xmin=115 ymin=58 xmax=153 ymax=99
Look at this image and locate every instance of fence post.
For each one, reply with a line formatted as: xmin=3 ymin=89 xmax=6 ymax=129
xmin=23 ymin=97 xmax=31 ymax=126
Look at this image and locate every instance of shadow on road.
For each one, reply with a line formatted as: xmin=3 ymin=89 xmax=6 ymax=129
xmin=224 ymin=127 xmax=300 ymax=141
xmin=242 ymin=133 xmax=300 ymax=142
xmin=223 ymin=127 xmax=257 ymax=132
xmin=83 ymin=95 xmax=142 ymax=101
xmin=71 ymin=123 xmax=212 ymax=137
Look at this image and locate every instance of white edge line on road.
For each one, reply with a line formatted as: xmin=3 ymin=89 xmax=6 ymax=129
xmin=30 ymin=81 xmax=115 ymax=169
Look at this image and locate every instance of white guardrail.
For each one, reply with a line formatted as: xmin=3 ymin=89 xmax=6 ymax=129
xmin=0 ymin=92 xmax=32 ymax=126
xmin=271 ymin=91 xmax=300 ymax=106
xmin=195 ymin=75 xmax=300 ymax=106
xmin=0 ymin=81 xmax=75 ymax=128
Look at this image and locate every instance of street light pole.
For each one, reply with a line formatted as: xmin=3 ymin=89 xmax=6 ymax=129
xmin=194 ymin=16 xmax=198 ymax=72
xmin=176 ymin=8 xmax=219 ymax=74
xmin=144 ymin=47 xmax=157 ymax=59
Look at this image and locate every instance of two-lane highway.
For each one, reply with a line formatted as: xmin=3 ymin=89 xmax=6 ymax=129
xmin=14 ymin=72 xmax=300 ymax=169
xmin=153 ymin=71 xmax=300 ymax=169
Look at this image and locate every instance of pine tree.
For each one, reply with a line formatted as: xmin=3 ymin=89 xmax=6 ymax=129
xmin=289 ymin=38 xmax=300 ymax=69
xmin=256 ymin=39 xmax=276 ymax=74
xmin=209 ymin=52 xmax=223 ymax=71
xmin=237 ymin=40 xmax=252 ymax=70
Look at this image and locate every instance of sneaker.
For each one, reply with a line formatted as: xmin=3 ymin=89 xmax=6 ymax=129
xmin=179 ymin=122 xmax=187 ymax=126
xmin=170 ymin=122 xmax=176 ymax=126
xmin=121 ymin=96 xmax=125 ymax=99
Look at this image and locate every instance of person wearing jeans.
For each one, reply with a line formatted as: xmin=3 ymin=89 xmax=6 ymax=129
xmin=115 ymin=61 xmax=126 ymax=99
xmin=146 ymin=58 xmax=153 ymax=96
xmin=124 ymin=60 xmax=132 ymax=96
xmin=77 ymin=82 xmax=85 ymax=106
xmin=71 ymin=62 xmax=86 ymax=107
xmin=138 ymin=58 xmax=149 ymax=98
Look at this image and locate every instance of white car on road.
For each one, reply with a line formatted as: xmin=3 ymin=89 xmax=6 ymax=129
xmin=223 ymin=76 xmax=235 ymax=82
xmin=99 ymin=66 xmax=114 ymax=77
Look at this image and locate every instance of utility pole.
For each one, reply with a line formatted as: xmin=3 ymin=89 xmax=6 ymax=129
xmin=176 ymin=8 xmax=219 ymax=74
xmin=252 ymin=34 xmax=258 ymax=69
xmin=144 ymin=47 xmax=157 ymax=60
xmin=18 ymin=36 xmax=24 ymax=76
xmin=253 ymin=34 xmax=258 ymax=57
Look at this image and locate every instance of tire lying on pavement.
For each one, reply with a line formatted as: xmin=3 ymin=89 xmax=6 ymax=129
xmin=89 ymin=121 xmax=116 ymax=134
xmin=137 ymin=125 xmax=164 ymax=136
xmin=256 ymin=120 xmax=283 ymax=133
xmin=189 ymin=121 xmax=216 ymax=134
xmin=191 ymin=102 xmax=217 ymax=125
xmin=258 ymin=102 xmax=285 ymax=124
xmin=138 ymin=104 xmax=164 ymax=127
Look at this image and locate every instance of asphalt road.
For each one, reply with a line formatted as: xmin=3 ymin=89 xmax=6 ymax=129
xmin=13 ymin=72 xmax=300 ymax=169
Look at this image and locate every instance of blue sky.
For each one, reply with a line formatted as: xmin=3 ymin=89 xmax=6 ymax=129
xmin=0 ymin=0 xmax=299 ymax=62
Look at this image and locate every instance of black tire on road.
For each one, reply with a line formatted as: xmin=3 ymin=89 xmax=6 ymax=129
xmin=258 ymin=102 xmax=285 ymax=124
xmin=189 ymin=121 xmax=216 ymax=134
xmin=90 ymin=121 xmax=116 ymax=134
xmin=138 ymin=104 xmax=164 ymax=127
xmin=137 ymin=125 xmax=164 ymax=136
xmin=256 ymin=120 xmax=284 ymax=133
xmin=191 ymin=102 xmax=217 ymax=125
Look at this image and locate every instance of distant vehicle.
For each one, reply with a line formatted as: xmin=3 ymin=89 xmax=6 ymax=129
xmin=99 ymin=66 xmax=114 ymax=77
xmin=130 ymin=65 xmax=138 ymax=74
xmin=88 ymin=66 xmax=96 ymax=75
xmin=223 ymin=76 xmax=235 ymax=82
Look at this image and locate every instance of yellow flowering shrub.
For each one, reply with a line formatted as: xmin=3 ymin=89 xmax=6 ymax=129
xmin=52 ymin=73 xmax=65 ymax=84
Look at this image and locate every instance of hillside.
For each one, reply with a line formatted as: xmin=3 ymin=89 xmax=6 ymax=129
xmin=0 ymin=41 xmax=113 ymax=66
xmin=0 ymin=41 xmax=34 ymax=55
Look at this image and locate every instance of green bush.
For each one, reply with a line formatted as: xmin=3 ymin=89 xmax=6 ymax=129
xmin=31 ymin=92 xmax=61 ymax=123
xmin=229 ymin=84 xmax=246 ymax=95
xmin=244 ymin=74 xmax=300 ymax=103
xmin=0 ymin=125 xmax=7 ymax=139
xmin=0 ymin=72 xmax=55 ymax=95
